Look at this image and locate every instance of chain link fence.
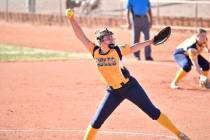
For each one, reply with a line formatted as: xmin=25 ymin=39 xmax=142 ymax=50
xmin=0 ymin=0 xmax=210 ymax=28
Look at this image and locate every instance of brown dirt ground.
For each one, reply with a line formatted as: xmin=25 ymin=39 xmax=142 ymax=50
xmin=0 ymin=21 xmax=210 ymax=140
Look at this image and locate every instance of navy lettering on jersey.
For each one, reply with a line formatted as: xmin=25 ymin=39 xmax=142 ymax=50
xmin=96 ymin=57 xmax=116 ymax=67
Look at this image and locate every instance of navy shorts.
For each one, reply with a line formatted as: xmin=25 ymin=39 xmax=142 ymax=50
xmin=173 ymin=49 xmax=209 ymax=72
xmin=91 ymin=76 xmax=161 ymax=129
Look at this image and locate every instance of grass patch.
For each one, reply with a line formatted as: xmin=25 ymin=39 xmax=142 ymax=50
xmin=0 ymin=43 xmax=91 ymax=62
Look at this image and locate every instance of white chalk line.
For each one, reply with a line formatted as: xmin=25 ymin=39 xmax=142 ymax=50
xmin=0 ymin=129 xmax=177 ymax=139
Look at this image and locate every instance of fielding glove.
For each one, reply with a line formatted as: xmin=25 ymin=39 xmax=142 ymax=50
xmin=153 ymin=26 xmax=171 ymax=45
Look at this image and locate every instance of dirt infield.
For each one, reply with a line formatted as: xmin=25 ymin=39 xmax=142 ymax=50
xmin=0 ymin=22 xmax=210 ymax=140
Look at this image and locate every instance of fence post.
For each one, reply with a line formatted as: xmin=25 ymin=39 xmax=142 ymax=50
xmin=120 ymin=0 xmax=124 ymax=17
xmin=195 ymin=0 xmax=198 ymax=32
xmin=156 ymin=0 xmax=160 ymax=25
xmin=59 ymin=0 xmax=63 ymax=25
xmin=28 ymin=0 xmax=36 ymax=13
xmin=6 ymin=0 xmax=9 ymax=21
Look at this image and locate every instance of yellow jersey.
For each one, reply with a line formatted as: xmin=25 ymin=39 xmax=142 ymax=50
xmin=87 ymin=43 xmax=131 ymax=89
xmin=177 ymin=35 xmax=207 ymax=60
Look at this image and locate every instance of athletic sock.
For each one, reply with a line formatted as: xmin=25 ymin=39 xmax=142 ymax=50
xmin=203 ymin=70 xmax=209 ymax=77
xmin=83 ymin=125 xmax=98 ymax=140
xmin=172 ymin=69 xmax=187 ymax=84
xmin=157 ymin=112 xmax=181 ymax=137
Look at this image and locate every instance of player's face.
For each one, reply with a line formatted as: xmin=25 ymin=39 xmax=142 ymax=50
xmin=102 ymin=35 xmax=115 ymax=44
xmin=197 ymin=32 xmax=207 ymax=45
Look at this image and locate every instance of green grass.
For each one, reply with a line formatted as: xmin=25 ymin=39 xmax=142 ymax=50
xmin=0 ymin=43 xmax=91 ymax=62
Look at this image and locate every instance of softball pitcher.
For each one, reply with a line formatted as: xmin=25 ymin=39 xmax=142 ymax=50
xmin=171 ymin=28 xmax=210 ymax=89
xmin=65 ymin=9 xmax=190 ymax=140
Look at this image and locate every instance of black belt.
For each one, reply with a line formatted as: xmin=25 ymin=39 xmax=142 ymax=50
xmin=134 ymin=15 xmax=146 ymax=18
xmin=109 ymin=81 xmax=127 ymax=90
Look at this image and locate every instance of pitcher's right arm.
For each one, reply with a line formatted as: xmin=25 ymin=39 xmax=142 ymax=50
xmin=66 ymin=9 xmax=92 ymax=49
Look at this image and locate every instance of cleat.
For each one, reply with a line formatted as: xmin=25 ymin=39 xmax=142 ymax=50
xmin=199 ymin=78 xmax=210 ymax=89
xmin=145 ymin=56 xmax=154 ymax=61
xmin=134 ymin=56 xmax=141 ymax=61
xmin=170 ymin=82 xmax=180 ymax=89
xmin=178 ymin=132 xmax=191 ymax=140
xmin=204 ymin=81 xmax=210 ymax=89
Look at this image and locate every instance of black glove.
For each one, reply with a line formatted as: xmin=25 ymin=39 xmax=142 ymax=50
xmin=153 ymin=26 xmax=171 ymax=45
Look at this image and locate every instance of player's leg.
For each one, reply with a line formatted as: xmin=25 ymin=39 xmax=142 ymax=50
xmin=171 ymin=69 xmax=188 ymax=88
xmin=203 ymin=70 xmax=209 ymax=77
xmin=171 ymin=50 xmax=192 ymax=88
xmin=125 ymin=77 xmax=160 ymax=119
xmin=198 ymin=55 xmax=210 ymax=88
xmin=132 ymin=16 xmax=141 ymax=60
xmin=83 ymin=125 xmax=98 ymax=140
xmin=83 ymin=90 xmax=124 ymax=140
xmin=142 ymin=16 xmax=153 ymax=61
xmin=157 ymin=113 xmax=180 ymax=137
xmin=125 ymin=77 xmax=190 ymax=139
xmin=157 ymin=113 xmax=190 ymax=140
xmin=198 ymin=55 xmax=210 ymax=76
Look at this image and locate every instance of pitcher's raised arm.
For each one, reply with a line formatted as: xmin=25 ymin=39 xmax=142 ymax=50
xmin=65 ymin=9 xmax=91 ymax=48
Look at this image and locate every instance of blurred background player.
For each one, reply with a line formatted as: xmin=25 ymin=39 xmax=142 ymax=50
xmin=80 ymin=0 xmax=100 ymax=15
xmin=65 ymin=8 xmax=190 ymax=140
xmin=171 ymin=28 xmax=210 ymax=89
xmin=66 ymin=0 xmax=100 ymax=15
xmin=126 ymin=0 xmax=153 ymax=61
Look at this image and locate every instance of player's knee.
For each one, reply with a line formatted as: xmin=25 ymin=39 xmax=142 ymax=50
xmin=202 ymin=63 xmax=210 ymax=71
xmin=182 ymin=64 xmax=191 ymax=72
xmin=148 ymin=108 xmax=161 ymax=120
xmin=89 ymin=124 xmax=99 ymax=130
xmin=91 ymin=119 xmax=104 ymax=129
